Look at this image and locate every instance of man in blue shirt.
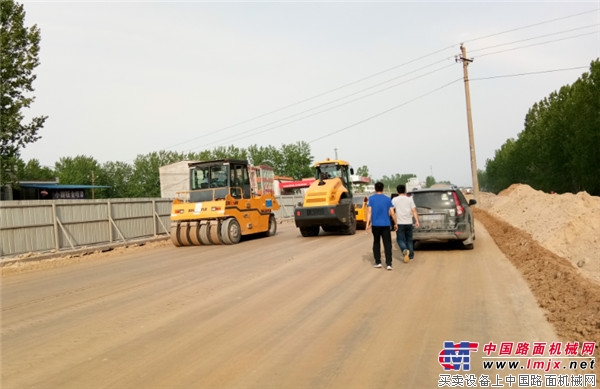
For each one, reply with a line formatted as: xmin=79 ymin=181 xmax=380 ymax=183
xmin=366 ymin=182 xmax=398 ymax=270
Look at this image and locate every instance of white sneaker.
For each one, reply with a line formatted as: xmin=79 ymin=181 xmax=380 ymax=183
xmin=374 ymin=263 xmax=382 ymax=268
xmin=387 ymin=266 xmax=392 ymax=271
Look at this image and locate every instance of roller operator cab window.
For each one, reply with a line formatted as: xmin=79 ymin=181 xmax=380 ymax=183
xmin=318 ymin=164 xmax=342 ymax=179
xmin=191 ymin=165 xmax=229 ymax=190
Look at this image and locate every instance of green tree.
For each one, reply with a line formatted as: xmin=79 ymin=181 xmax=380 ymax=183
xmin=356 ymin=165 xmax=369 ymax=177
xmin=252 ymin=144 xmax=286 ymax=176
xmin=484 ymin=139 xmax=519 ymax=193
xmin=211 ymin=145 xmax=247 ymax=161
xmin=17 ymin=158 xmax=54 ymax=181
xmin=484 ymin=59 xmax=600 ymax=195
xmin=564 ymin=60 xmax=600 ymax=194
xmin=186 ymin=150 xmax=212 ymax=162
xmin=379 ymin=173 xmax=416 ymax=191
xmin=54 ymin=155 xmax=100 ymax=184
xmin=425 ymin=176 xmax=436 ymax=188
xmin=54 ymin=155 xmax=110 ymax=198
xmin=247 ymin=144 xmax=282 ymax=171
xmin=477 ymin=169 xmax=487 ymax=192
xmin=280 ymin=141 xmax=313 ymax=180
xmin=0 ymin=0 xmax=47 ymax=186
xmin=129 ymin=151 xmax=183 ymax=197
xmin=102 ymin=161 xmax=133 ymax=198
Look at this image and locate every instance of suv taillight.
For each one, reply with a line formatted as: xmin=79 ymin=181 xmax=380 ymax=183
xmin=452 ymin=191 xmax=464 ymax=216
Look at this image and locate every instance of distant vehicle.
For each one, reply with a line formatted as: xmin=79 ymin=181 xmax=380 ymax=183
xmin=463 ymin=187 xmax=473 ymax=195
xmin=410 ymin=187 xmax=476 ymax=249
xmin=353 ymin=196 xmax=369 ymax=229
xmin=406 ymin=177 xmax=421 ymax=192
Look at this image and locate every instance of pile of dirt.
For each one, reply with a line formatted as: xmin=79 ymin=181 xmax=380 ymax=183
xmin=478 ymin=184 xmax=600 ymax=284
xmin=474 ymin=184 xmax=599 ymax=363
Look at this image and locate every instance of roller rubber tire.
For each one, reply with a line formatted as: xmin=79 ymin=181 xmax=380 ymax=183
xmin=209 ymin=221 xmax=222 ymax=245
xmin=170 ymin=224 xmax=182 ymax=247
xmin=221 ymin=218 xmax=241 ymax=245
xmin=189 ymin=222 xmax=202 ymax=246
xmin=300 ymin=226 xmax=320 ymax=237
xmin=199 ymin=224 xmax=211 ymax=245
xmin=265 ymin=214 xmax=277 ymax=237
xmin=177 ymin=222 xmax=192 ymax=246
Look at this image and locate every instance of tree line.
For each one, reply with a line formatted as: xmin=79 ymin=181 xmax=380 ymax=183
xmin=14 ymin=143 xmax=315 ymax=198
xmin=15 ymin=144 xmax=435 ymax=199
xmin=480 ymin=59 xmax=600 ymax=196
xmin=4 ymin=1 xmax=597 ymax=198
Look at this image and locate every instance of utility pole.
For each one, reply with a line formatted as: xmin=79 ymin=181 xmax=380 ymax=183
xmin=334 ymin=148 xmax=338 ymax=160
xmin=456 ymin=44 xmax=480 ymax=201
xmin=91 ymin=171 xmax=95 ymax=200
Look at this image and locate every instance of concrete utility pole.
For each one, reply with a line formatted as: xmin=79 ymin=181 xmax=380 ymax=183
xmin=456 ymin=44 xmax=480 ymax=201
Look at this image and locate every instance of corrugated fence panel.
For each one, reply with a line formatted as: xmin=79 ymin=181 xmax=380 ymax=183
xmin=1 ymin=199 xmax=174 ymax=258
xmin=1 ymin=197 xmax=293 ymax=258
xmin=110 ymin=199 xmax=156 ymax=239
xmin=0 ymin=201 xmax=56 ymax=256
xmin=56 ymin=201 xmax=110 ymax=247
xmin=154 ymin=201 xmax=173 ymax=235
xmin=273 ymin=195 xmax=304 ymax=219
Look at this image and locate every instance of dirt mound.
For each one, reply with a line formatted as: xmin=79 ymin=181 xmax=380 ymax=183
xmin=478 ymin=184 xmax=600 ymax=284
xmin=475 ymin=184 xmax=599 ymax=365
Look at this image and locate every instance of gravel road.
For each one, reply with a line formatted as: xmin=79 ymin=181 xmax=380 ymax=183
xmin=1 ymin=220 xmax=560 ymax=389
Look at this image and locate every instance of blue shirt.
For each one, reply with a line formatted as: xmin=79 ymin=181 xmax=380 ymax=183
xmin=367 ymin=194 xmax=393 ymax=227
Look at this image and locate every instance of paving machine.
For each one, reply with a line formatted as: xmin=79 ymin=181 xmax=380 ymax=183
xmin=170 ymin=159 xmax=280 ymax=246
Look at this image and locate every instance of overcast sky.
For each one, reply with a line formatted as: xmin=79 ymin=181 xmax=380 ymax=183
xmin=18 ymin=1 xmax=599 ymax=186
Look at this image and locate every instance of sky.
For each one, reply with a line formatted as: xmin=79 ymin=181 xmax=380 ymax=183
xmin=18 ymin=1 xmax=600 ymax=186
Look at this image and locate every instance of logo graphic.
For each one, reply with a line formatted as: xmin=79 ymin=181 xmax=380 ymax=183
xmin=438 ymin=341 xmax=479 ymax=371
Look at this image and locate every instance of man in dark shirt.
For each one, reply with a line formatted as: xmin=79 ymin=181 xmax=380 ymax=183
xmin=366 ymin=182 xmax=398 ymax=270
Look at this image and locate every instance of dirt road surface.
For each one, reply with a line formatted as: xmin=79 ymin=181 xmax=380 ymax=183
xmin=2 ymin=220 xmax=561 ymax=389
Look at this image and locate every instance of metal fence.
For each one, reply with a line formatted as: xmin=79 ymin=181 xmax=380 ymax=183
xmin=0 ymin=195 xmax=304 ymax=258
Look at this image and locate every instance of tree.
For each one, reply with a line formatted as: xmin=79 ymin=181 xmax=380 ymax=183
xmin=54 ymin=155 xmax=100 ymax=184
xmin=425 ymin=176 xmax=436 ymax=188
xmin=356 ymin=165 xmax=369 ymax=177
xmin=17 ymin=157 xmax=54 ymax=181
xmin=379 ymin=173 xmax=417 ymax=191
xmin=247 ymin=142 xmax=312 ymax=178
xmin=209 ymin=145 xmax=247 ymax=161
xmin=280 ymin=141 xmax=313 ymax=180
xmin=477 ymin=169 xmax=488 ymax=192
xmin=0 ymin=0 xmax=47 ymax=186
xmin=102 ymin=161 xmax=133 ymax=198
xmin=186 ymin=150 xmax=212 ymax=162
xmin=247 ymin=144 xmax=281 ymax=171
xmin=484 ymin=59 xmax=600 ymax=195
xmin=54 ymin=155 xmax=110 ymax=198
xmin=129 ymin=151 xmax=183 ymax=197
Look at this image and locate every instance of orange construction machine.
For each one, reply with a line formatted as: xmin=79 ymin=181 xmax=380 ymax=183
xmin=170 ymin=159 xmax=280 ymax=246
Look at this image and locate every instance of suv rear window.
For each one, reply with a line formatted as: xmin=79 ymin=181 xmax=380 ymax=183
xmin=411 ymin=191 xmax=457 ymax=209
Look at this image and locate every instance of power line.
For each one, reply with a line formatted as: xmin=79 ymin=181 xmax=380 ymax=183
xmin=200 ymin=29 xmax=596 ymax=149
xmin=464 ymin=8 xmax=598 ymax=45
xmin=470 ymin=24 xmax=599 ymax=56
xmin=471 ymin=66 xmax=589 ymax=81
xmin=164 ymin=49 xmax=457 ymax=152
xmin=476 ymin=31 xmax=599 ymax=58
xmin=307 ymin=78 xmax=463 ymax=144
xmin=306 ymin=63 xmax=590 ymax=146
xmin=195 ymin=62 xmax=457 ymax=150
xmin=163 ymin=8 xmax=598 ymax=155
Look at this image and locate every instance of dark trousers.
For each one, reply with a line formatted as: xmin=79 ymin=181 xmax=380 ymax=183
xmin=396 ymin=224 xmax=414 ymax=259
xmin=372 ymin=226 xmax=393 ymax=267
